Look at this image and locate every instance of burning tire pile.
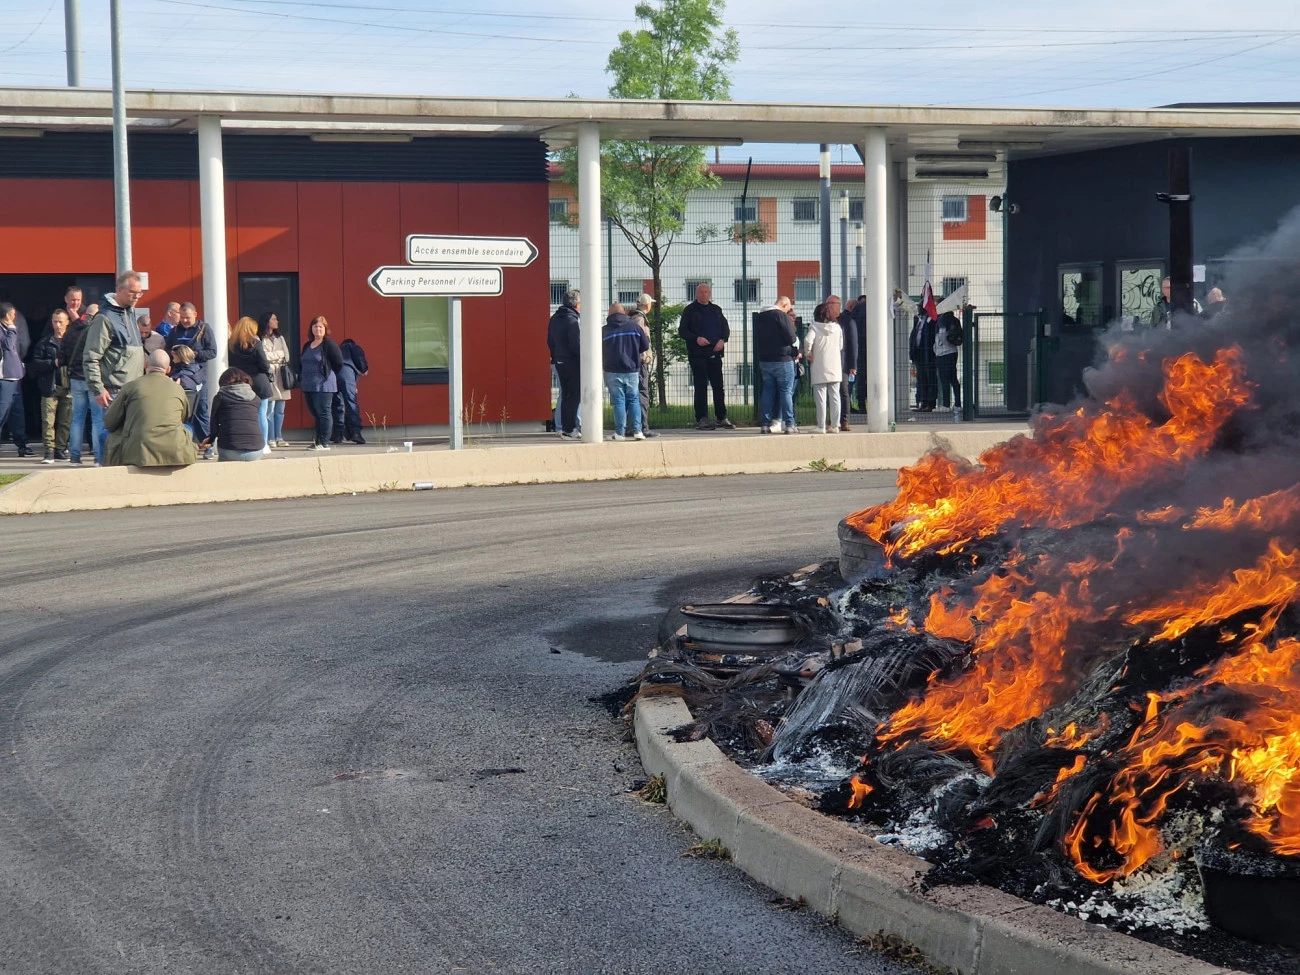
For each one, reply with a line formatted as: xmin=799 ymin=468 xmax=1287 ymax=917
xmin=645 ymin=238 xmax=1300 ymax=974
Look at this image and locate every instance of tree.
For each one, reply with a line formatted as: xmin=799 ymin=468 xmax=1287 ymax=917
xmin=560 ymin=0 xmax=739 ymax=406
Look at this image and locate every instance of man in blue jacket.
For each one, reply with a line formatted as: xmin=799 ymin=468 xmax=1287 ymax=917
xmin=547 ymin=290 xmax=582 ymax=439
xmin=602 ymin=303 xmax=649 ymax=441
xmin=165 ymin=302 xmax=217 ymax=448
xmin=678 ymin=283 xmax=734 ymax=430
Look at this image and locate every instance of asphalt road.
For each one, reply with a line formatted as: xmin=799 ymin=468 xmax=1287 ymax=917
xmin=0 ymin=472 xmax=907 ymax=975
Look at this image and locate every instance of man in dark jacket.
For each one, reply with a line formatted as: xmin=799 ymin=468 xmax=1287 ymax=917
xmin=547 ymin=289 xmax=582 ymax=439
xmin=31 ymin=308 xmax=71 ymax=462
xmin=679 ymin=283 xmax=734 ymax=430
xmin=754 ymin=296 xmax=799 ymax=434
xmin=852 ymin=295 xmax=867 ymax=412
xmin=827 ymin=295 xmax=857 ymax=431
xmin=602 ymin=303 xmax=649 ymax=441
xmin=61 ymin=302 xmax=94 ymax=464
xmin=332 ymin=337 xmax=369 ymax=444
xmin=0 ymin=302 xmax=30 ymax=457
xmin=166 ymin=302 xmax=217 ymax=446
xmin=908 ymin=313 xmax=938 ymax=412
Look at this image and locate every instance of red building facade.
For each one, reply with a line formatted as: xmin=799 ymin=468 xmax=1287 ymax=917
xmin=0 ymin=133 xmax=551 ymax=430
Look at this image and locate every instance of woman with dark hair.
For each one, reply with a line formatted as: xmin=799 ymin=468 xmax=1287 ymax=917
xmin=259 ymin=312 xmax=292 ymax=448
xmin=207 ymin=367 xmax=265 ymax=461
xmin=228 ymin=316 xmax=274 ymax=454
xmin=301 ymin=315 xmax=343 ymax=450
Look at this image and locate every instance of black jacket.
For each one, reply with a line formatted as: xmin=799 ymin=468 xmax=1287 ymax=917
xmin=852 ymin=301 xmax=867 ymax=370
xmin=679 ymin=301 xmax=729 ymax=357
xmin=301 ymin=337 xmax=344 ymax=378
xmin=30 ymin=332 xmax=65 ymax=397
xmin=340 ymin=339 xmax=369 ymax=382
xmin=210 ymin=383 xmax=265 ymax=452
xmin=547 ymin=305 xmax=581 ymax=363
xmin=601 ymin=312 xmax=649 ymax=373
xmin=908 ymin=316 xmax=937 ymax=365
xmin=837 ymin=311 xmax=859 ymax=374
xmin=754 ymin=307 xmax=798 ymax=362
xmin=61 ymin=319 xmax=90 ymax=382
xmin=166 ymin=320 xmax=217 ymax=364
xmin=228 ymin=340 xmax=274 ymax=400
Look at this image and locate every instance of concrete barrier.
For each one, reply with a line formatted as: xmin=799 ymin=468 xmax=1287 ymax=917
xmin=634 ymin=693 xmax=1244 ymax=975
xmin=0 ymin=426 xmax=1026 ymax=515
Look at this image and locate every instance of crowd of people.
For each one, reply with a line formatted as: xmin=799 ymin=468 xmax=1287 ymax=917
xmin=546 ymin=283 xmax=870 ymax=439
xmin=0 ymin=273 xmax=369 ymax=466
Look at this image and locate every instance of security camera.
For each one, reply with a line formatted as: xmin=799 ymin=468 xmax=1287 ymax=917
xmin=989 ymin=196 xmax=1002 ymax=212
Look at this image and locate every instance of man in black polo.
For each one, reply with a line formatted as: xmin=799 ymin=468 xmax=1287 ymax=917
xmin=679 ymin=283 xmax=733 ymax=430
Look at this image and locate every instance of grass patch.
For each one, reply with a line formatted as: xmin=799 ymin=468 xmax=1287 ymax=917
xmin=807 ymin=458 xmax=848 ymax=473
xmin=682 ymin=838 xmax=730 ymax=861
xmin=636 ymin=773 xmax=667 ymax=804
xmin=0 ymin=473 xmax=27 ymax=488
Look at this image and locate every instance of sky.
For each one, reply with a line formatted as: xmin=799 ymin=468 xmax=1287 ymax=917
xmin=3 ymin=0 xmax=1299 ymax=162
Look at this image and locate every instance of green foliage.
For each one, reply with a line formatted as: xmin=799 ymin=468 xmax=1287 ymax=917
xmin=807 ymin=458 xmax=849 ymax=473
xmin=558 ymin=0 xmax=739 ymax=406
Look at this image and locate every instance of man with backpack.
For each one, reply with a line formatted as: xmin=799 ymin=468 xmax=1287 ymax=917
xmin=332 ymin=337 xmax=369 ymax=444
xmin=935 ymin=311 xmax=963 ymax=415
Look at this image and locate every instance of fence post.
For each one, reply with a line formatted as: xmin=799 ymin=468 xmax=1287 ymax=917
xmin=962 ymin=306 xmax=976 ymax=422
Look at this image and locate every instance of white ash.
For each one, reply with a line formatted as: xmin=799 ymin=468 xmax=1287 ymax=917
xmin=755 ymin=748 xmax=857 ymax=790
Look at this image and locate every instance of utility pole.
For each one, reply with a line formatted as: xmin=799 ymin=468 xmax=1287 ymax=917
xmin=739 ymin=158 xmax=753 ymax=406
xmin=855 ymin=224 xmax=863 ymax=300
xmin=819 ymin=145 xmax=832 ymax=299
xmin=838 ymin=190 xmax=849 ymax=300
xmin=110 ymin=0 xmax=132 ymax=273
xmin=64 ymin=0 xmax=82 ymax=86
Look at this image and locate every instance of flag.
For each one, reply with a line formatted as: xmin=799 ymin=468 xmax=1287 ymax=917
xmin=921 ymin=254 xmax=939 ymax=322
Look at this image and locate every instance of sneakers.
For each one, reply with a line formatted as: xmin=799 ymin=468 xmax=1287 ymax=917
xmin=813 ymin=427 xmax=827 ymax=435
xmin=276 ymin=439 xmax=290 ymax=448
xmin=42 ymin=449 xmax=55 ymax=464
xmin=68 ymin=456 xmax=84 ymax=466
xmin=15 ymin=446 xmax=31 ymax=458
xmin=610 ymin=433 xmax=629 ymax=442
xmin=784 ymin=426 xmax=799 ymax=435
xmin=694 ymin=418 xmax=715 ymax=431
xmin=347 ymin=435 xmax=366 ymax=445
xmin=559 ymin=431 xmax=580 ymax=440
xmin=54 ymin=449 xmax=68 ymax=461
xmin=760 ymin=425 xmax=771 ymax=434
xmin=307 ymin=443 xmax=330 ymax=452
xmin=641 ymin=430 xmax=658 ymax=438
xmin=632 ymin=431 xmax=646 ymax=441
xmin=717 ymin=418 xmax=736 ymax=429
xmin=262 ymin=444 xmax=273 ymax=455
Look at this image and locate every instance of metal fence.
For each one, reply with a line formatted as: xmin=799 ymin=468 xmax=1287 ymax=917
xmin=549 ymin=160 xmax=1008 ymax=428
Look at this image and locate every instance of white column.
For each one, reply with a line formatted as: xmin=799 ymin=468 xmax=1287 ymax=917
xmin=197 ymin=115 xmax=229 ymax=399
xmin=109 ymin=0 xmax=131 ymax=273
xmin=577 ymin=123 xmax=604 ymax=443
xmin=863 ymin=127 xmax=891 ymax=433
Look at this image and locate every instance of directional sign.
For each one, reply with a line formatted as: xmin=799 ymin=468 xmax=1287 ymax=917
xmin=406 ymin=234 xmax=538 ymax=268
xmin=368 ymin=265 xmax=503 ymax=298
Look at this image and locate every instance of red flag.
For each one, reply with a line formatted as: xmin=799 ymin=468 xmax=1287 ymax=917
xmin=921 ymin=255 xmax=938 ymax=321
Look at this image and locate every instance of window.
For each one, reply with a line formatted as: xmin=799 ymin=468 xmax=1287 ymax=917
xmin=733 ymin=198 xmax=756 ymax=223
xmin=792 ymin=198 xmax=818 ymax=223
xmin=685 ymin=278 xmax=712 ymax=302
xmin=402 ymin=296 xmax=450 ymax=383
xmin=941 ymin=196 xmax=969 ymax=223
xmin=549 ymin=198 xmax=569 ymax=223
xmin=669 ymin=206 xmax=685 ymax=223
xmin=1060 ymin=264 xmax=1103 ymax=327
xmin=550 ymin=281 xmax=569 ymax=306
xmin=238 ymin=273 xmax=299 ymax=362
xmin=793 ymin=278 xmax=819 ymax=305
xmin=733 ymin=278 xmax=760 ymax=303
xmin=849 ymin=199 xmax=864 ymax=222
xmin=1117 ymin=261 xmax=1164 ymax=325
xmin=942 ymin=276 xmax=968 ymax=299
xmin=617 ymin=279 xmax=643 ymax=306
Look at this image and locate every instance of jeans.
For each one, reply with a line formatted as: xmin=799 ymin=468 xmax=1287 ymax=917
xmin=257 ymin=397 xmax=271 ymax=447
xmin=689 ymin=355 xmax=727 ymax=422
xmin=604 ymin=372 xmax=641 ymax=436
xmin=936 ymin=353 xmax=961 ymax=409
xmin=269 ymin=399 xmax=286 ymax=442
xmin=68 ymin=378 xmax=93 ymax=461
xmin=839 ymin=374 xmax=854 ymax=427
xmin=759 ymin=360 xmax=796 ymax=431
xmin=553 ymin=361 xmax=581 ymax=434
xmin=333 ymin=378 xmax=362 ymax=439
xmin=0 ymin=381 xmax=27 ymax=450
xmin=218 ymin=448 xmax=263 ymax=462
xmin=42 ymin=390 xmax=72 ymax=451
xmin=304 ymin=391 xmax=334 ymax=445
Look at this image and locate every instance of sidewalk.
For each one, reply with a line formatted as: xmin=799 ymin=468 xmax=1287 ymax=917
xmin=0 ymin=420 xmax=1029 ymax=515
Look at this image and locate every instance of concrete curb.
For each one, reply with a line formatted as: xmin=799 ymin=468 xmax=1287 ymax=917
xmin=0 ymin=427 xmax=1024 ymax=515
xmin=634 ymin=694 xmax=1246 ymax=975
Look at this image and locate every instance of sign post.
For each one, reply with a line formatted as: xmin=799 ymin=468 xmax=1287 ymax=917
xmin=369 ymin=234 xmax=533 ymax=451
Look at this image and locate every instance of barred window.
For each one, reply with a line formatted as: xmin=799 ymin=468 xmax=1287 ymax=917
xmin=792 ymin=198 xmax=818 ymax=222
xmin=549 ymin=198 xmax=569 ymax=223
xmin=941 ymin=196 xmax=969 ymax=222
xmin=550 ymin=281 xmax=569 ymax=306
xmin=733 ymin=278 xmax=760 ymax=303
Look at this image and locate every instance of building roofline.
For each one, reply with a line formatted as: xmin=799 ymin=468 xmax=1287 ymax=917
xmin=4 ymin=87 xmax=1300 ymax=160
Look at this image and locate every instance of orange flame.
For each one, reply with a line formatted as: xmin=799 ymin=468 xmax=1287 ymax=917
xmin=847 ymin=775 xmax=874 ymax=810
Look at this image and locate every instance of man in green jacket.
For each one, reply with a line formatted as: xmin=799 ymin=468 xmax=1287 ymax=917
xmin=103 ymin=350 xmax=197 ymax=468
xmin=84 ymin=270 xmax=146 ymax=463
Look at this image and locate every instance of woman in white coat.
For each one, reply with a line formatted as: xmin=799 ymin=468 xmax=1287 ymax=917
xmin=802 ymin=303 xmax=844 ymax=434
